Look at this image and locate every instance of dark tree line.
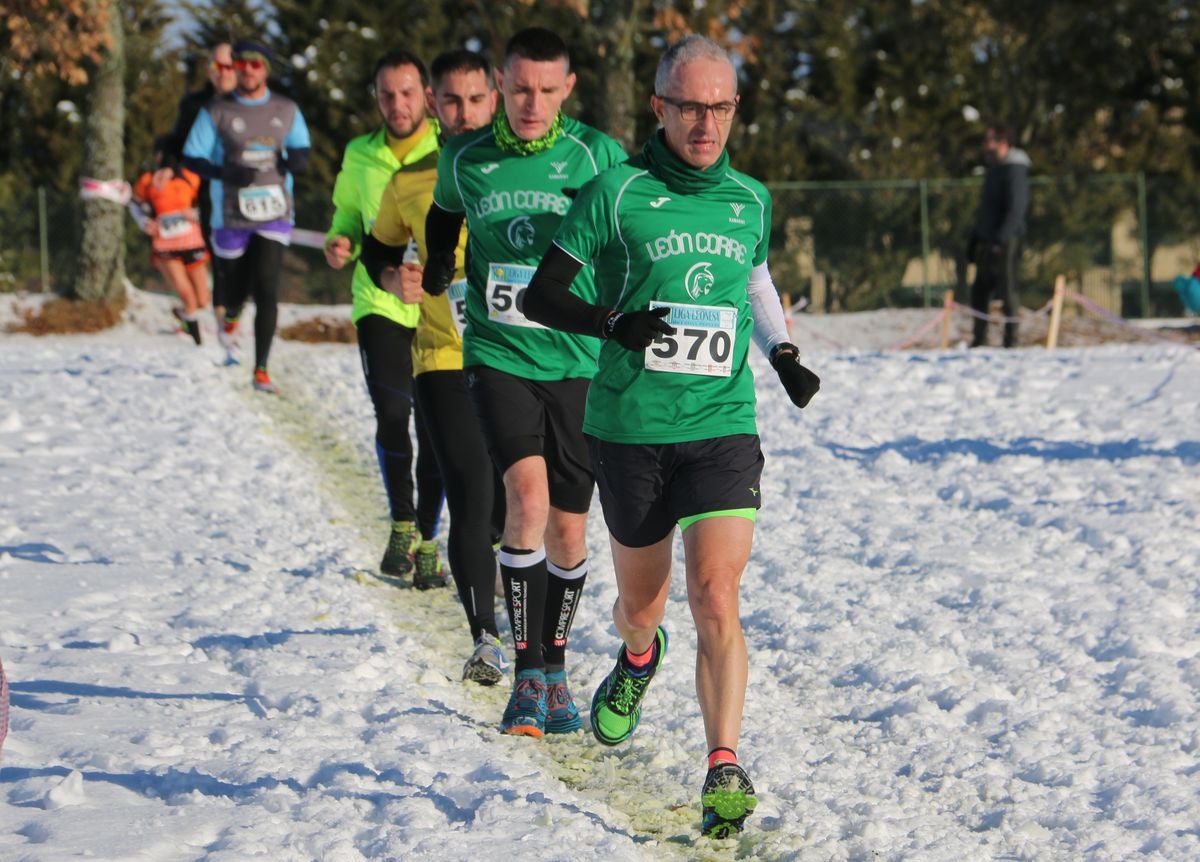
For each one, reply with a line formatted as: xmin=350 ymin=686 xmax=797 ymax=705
xmin=2 ymin=1 xmax=1197 ymax=306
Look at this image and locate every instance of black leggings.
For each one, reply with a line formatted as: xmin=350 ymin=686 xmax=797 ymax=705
xmin=356 ymin=315 xmax=444 ymax=538
xmin=416 ymin=370 xmax=505 ymax=640
xmin=971 ymin=237 xmax=1022 ymax=347
xmin=215 ymin=235 xmax=283 ymax=369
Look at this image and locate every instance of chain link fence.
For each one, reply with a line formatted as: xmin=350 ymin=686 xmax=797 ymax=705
xmin=3 ymin=173 xmax=1198 ymax=318
xmin=768 ymin=173 xmax=1200 ymax=318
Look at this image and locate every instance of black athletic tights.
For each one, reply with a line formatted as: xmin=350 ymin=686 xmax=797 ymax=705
xmin=356 ymin=314 xmax=443 ymax=539
xmin=215 ymin=235 xmax=283 ymax=370
xmin=416 ymin=370 xmax=505 ymax=640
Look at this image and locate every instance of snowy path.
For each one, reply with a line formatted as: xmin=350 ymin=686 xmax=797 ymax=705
xmin=1 ymin=308 xmax=1198 ymax=860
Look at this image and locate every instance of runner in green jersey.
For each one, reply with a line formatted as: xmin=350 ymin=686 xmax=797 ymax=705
xmin=523 ymin=36 xmax=820 ymax=839
xmin=422 ymin=27 xmax=627 ymax=739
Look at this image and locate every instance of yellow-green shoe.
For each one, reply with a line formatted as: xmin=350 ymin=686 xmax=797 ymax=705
xmin=380 ymin=520 xmax=418 ymax=579
xmin=412 ymin=541 xmax=447 ymax=590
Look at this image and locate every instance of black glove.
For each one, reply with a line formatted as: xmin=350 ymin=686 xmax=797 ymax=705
xmin=770 ymin=342 xmax=820 ymax=408
xmin=601 ymin=307 xmax=676 ymax=351
xmin=420 ymin=248 xmax=457 ymax=297
xmin=220 ymin=162 xmax=258 ymax=186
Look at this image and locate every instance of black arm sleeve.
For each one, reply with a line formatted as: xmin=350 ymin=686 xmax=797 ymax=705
xmin=522 ymin=243 xmax=610 ymax=336
xmin=162 ymin=89 xmax=207 ymax=163
xmin=280 ymin=147 xmax=310 ymax=175
xmin=421 ymin=203 xmax=466 ymax=296
xmin=182 ymin=155 xmax=222 ymax=182
xmin=360 ymin=233 xmax=410 ymax=289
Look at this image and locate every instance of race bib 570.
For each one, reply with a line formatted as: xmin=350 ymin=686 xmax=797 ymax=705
xmin=644 ymin=301 xmax=736 ymax=377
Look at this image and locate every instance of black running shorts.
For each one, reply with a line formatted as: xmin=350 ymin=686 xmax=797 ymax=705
xmin=153 ymin=247 xmax=210 ymax=269
xmin=465 ymin=365 xmax=594 ymax=514
xmin=588 ymin=434 xmax=765 ymax=548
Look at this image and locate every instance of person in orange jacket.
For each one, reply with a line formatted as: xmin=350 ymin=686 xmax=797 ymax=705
xmin=130 ymin=138 xmax=212 ymax=344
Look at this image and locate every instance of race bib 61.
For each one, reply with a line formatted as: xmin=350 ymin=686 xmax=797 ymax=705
xmin=237 ymin=184 xmax=288 ymax=222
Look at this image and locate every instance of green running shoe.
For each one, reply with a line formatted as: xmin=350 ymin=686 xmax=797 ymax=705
xmin=589 ymin=626 xmax=667 ymax=746
xmin=701 ymin=762 xmax=757 ymax=839
xmin=412 ymin=541 xmax=447 ymax=590
xmin=380 ymin=520 xmax=418 ymax=579
xmin=544 ymin=668 xmax=581 ymax=733
xmin=501 ymin=668 xmax=547 ymax=737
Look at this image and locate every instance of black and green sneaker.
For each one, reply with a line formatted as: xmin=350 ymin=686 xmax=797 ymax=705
xmin=589 ymin=626 xmax=668 ymax=746
xmin=380 ymin=520 xmax=418 ymax=579
xmin=412 ymin=540 xmax=447 ymax=590
xmin=701 ymin=762 xmax=757 ymax=839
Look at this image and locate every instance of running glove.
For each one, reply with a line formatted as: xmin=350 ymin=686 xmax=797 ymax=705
xmin=770 ymin=342 xmax=820 ymax=408
xmin=602 ymin=307 xmax=676 ymax=351
xmin=221 ymin=163 xmax=258 ymax=186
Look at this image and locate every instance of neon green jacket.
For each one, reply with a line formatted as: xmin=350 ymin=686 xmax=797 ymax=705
xmin=326 ymin=123 xmax=441 ymax=327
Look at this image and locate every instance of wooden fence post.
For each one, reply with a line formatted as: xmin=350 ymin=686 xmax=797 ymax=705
xmin=1046 ymin=274 xmax=1066 ymax=349
xmin=940 ymin=290 xmax=954 ymax=349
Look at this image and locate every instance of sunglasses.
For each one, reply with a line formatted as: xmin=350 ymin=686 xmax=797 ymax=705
xmin=210 ymin=61 xmax=235 ymax=72
xmin=234 ymin=58 xmax=266 ymax=71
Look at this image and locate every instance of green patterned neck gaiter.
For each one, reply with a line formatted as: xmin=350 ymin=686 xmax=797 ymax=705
xmin=492 ymin=102 xmax=565 ymax=156
xmin=640 ymin=129 xmax=730 ymax=194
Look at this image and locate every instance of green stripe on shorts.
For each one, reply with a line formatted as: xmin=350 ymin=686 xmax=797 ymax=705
xmin=678 ymin=508 xmax=758 ymax=532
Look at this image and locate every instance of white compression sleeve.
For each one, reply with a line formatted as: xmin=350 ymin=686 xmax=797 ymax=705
xmin=747 ymin=261 xmax=792 ymax=357
xmin=127 ymin=201 xmax=152 ymax=232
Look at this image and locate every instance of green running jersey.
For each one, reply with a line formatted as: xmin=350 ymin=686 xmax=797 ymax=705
xmin=553 ymin=152 xmax=773 ymax=444
xmin=432 ymin=117 xmax=626 ymax=380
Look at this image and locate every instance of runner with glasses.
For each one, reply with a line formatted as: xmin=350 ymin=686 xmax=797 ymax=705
xmin=157 ymin=43 xmax=238 ymax=334
xmin=522 ymin=34 xmax=820 ymax=839
xmin=183 ymin=38 xmax=311 ymax=392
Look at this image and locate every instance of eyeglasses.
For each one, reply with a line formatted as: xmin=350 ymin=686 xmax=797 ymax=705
xmin=234 ymin=58 xmax=266 ymax=71
xmin=657 ymin=95 xmax=737 ymax=123
xmin=210 ymin=61 xmax=235 ymax=73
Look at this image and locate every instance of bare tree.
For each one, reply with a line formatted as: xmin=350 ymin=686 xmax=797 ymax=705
xmin=76 ymin=1 xmax=126 ymax=303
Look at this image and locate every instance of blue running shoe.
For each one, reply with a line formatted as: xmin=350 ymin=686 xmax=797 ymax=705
xmin=544 ymin=669 xmax=582 ymax=733
xmin=590 ymin=627 xmax=668 ymax=746
xmin=701 ymin=762 xmax=758 ymax=839
xmin=501 ymin=668 xmax=547 ymax=737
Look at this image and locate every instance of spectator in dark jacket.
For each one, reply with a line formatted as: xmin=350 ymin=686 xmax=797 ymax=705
xmin=967 ymin=124 xmax=1030 ymax=348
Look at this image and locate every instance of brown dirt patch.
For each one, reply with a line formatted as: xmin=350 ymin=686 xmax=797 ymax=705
xmin=5 ymin=295 xmax=126 ymax=335
xmin=279 ymin=316 xmax=357 ymax=343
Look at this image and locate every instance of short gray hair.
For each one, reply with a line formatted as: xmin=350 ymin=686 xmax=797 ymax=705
xmin=654 ymin=36 xmax=735 ymax=97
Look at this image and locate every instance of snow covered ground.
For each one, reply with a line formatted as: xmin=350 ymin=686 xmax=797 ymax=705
xmin=1 ymin=289 xmax=1198 ymax=861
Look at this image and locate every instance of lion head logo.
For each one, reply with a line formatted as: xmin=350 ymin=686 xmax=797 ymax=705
xmin=684 ymin=262 xmax=715 ymax=300
xmin=507 ymin=216 xmax=536 ymax=251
